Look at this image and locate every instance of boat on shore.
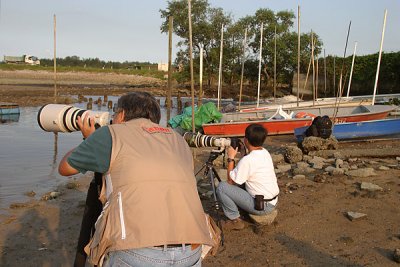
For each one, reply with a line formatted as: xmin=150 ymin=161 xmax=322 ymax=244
xmin=294 ymin=118 xmax=400 ymax=142
xmin=0 ymin=102 xmax=20 ymax=115
xmin=202 ymin=104 xmax=397 ymax=137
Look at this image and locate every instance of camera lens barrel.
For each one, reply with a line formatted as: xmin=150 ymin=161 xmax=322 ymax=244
xmin=37 ymin=104 xmax=110 ymax=133
xmin=183 ymin=132 xmax=231 ymax=148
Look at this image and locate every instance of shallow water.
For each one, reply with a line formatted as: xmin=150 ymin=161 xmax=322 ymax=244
xmin=0 ymin=96 xmax=180 ymax=212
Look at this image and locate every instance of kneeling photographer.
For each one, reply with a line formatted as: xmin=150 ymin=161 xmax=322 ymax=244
xmin=58 ymin=92 xmax=213 ymax=266
xmin=216 ymin=124 xmax=279 ymax=230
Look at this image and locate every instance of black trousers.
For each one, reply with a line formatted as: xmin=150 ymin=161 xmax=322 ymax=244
xmin=74 ymin=172 xmax=103 ymax=267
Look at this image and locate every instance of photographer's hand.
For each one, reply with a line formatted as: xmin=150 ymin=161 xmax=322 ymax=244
xmin=77 ymin=113 xmax=96 ymax=139
xmin=227 ymin=146 xmax=238 ymax=159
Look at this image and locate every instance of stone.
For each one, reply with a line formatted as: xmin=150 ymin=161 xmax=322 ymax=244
xmin=284 ymin=146 xmax=303 ymax=163
xmin=369 ymin=160 xmax=379 ymax=165
xmin=249 ymin=209 xmax=278 ymax=225
xmin=293 ymin=167 xmax=315 ymax=175
xmin=350 ymin=165 xmax=358 ymax=170
xmin=346 ymin=211 xmax=367 ymax=221
xmin=378 ymin=166 xmax=390 ymax=171
xmin=360 ymin=182 xmax=383 ymax=192
xmin=296 ymin=162 xmax=310 ymax=169
xmin=396 ymin=157 xmax=400 ymax=161
xmin=394 ymin=248 xmax=400 ymax=263
xmin=271 ymin=153 xmax=284 ymax=164
xmin=333 ymin=152 xmax=344 ymax=159
xmin=275 ymin=164 xmax=292 ymax=174
xmin=348 ymin=158 xmax=358 ymax=162
xmin=293 ymin=175 xmax=306 ymax=180
xmin=310 ymin=162 xmax=324 ymax=169
xmin=301 ymin=136 xmax=338 ymax=154
xmin=335 ymin=159 xmax=344 ymax=168
xmin=324 ymin=166 xmax=344 ymax=175
xmin=50 ymin=191 xmax=61 ymax=198
xmin=346 ymin=168 xmax=377 ymax=177
xmin=314 ymin=174 xmax=326 ymax=183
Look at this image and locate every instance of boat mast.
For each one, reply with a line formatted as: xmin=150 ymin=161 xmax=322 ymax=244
xmin=372 ymin=9 xmax=387 ymax=105
xmin=217 ymin=24 xmax=224 ymax=110
xmin=187 ymin=0 xmax=195 ymax=132
xmin=274 ymin=25 xmax=277 ymax=102
xmin=238 ymin=28 xmax=247 ymax=110
xmin=346 ymin=41 xmax=357 ymax=98
xmin=257 ymin=22 xmax=264 ymax=108
xmin=311 ymin=30 xmax=315 ymax=106
xmin=297 ymin=5 xmax=300 ymax=107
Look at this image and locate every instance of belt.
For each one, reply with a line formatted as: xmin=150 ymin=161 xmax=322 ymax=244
xmin=154 ymin=244 xmax=201 ymax=250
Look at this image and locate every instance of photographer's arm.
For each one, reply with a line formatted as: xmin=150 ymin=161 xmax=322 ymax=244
xmin=59 ymin=149 xmax=79 ymax=176
xmin=227 ymin=146 xmax=238 ymax=185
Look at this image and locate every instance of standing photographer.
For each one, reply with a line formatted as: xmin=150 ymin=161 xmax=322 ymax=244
xmin=59 ymin=92 xmax=212 ymax=266
xmin=216 ymin=124 xmax=279 ymax=230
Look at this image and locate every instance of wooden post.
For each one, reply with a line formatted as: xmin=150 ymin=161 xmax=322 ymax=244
xmin=167 ymin=16 xmax=173 ymax=124
xmin=198 ymin=46 xmax=203 ymax=107
xmin=297 ymin=5 xmax=300 ymax=107
xmin=372 ymin=9 xmax=387 ymax=105
xmin=187 ymin=0 xmax=195 ymax=132
xmin=238 ymin=28 xmax=247 ymax=110
xmin=324 ymin=49 xmax=327 ymax=97
xmin=273 ymin=25 xmax=277 ymax=102
xmin=53 ymin=14 xmax=57 ymax=103
xmin=257 ymin=22 xmax=264 ymax=108
xmin=333 ymin=56 xmax=336 ymax=96
xmin=311 ymin=30 xmax=315 ymax=106
xmin=316 ymin=56 xmax=319 ymax=100
xmin=217 ymin=24 xmax=224 ymax=110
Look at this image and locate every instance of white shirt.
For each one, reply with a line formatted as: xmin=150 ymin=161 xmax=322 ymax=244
xmin=230 ymin=148 xmax=279 ymax=205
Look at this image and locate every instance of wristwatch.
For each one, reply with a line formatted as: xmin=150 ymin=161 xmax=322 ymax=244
xmin=227 ymin=158 xmax=235 ymax=163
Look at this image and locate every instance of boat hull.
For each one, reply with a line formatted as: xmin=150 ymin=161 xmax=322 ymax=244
xmin=294 ymin=118 xmax=400 ymax=141
xmin=0 ymin=103 xmax=20 ymax=115
xmin=203 ymin=105 xmax=396 ymax=137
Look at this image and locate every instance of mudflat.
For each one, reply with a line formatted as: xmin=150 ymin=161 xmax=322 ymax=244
xmin=1 ymin=70 xmax=400 ymax=266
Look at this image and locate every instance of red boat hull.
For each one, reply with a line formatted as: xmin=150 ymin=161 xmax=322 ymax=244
xmin=203 ymin=111 xmax=392 ymax=137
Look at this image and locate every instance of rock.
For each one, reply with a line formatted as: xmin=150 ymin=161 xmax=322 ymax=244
xmin=249 ymin=209 xmax=278 ymax=225
xmin=275 ymin=164 xmax=292 ymax=174
xmin=24 ymin=191 xmax=36 ymax=197
xmin=346 ymin=168 xmax=377 ymax=177
xmin=66 ymin=181 xmax=79 ymax=189
xmin=10 ymin=203 xmax=29 ymax=209
xmin=333 ymin=152 xmax=344 ymax=159
xmin=350 ymin=165 xmax=358 ymax=170
xmin=394 ymin=248 xmax=400 ymax=263
xmin=324 ymin=166 xmax=344 ymax=175
xmin=310 ymin=162 xmax=324 ymax=169
xmin=303 ymin=155 xmax=313 ymax=162
xmin=50 ymin=191 xmax=61 ymax=198
xmin=369 ymin=160 xmax=379 ymax=165
xmin=41 ymin=191 xmax=61 ymax=201
xmin=309 ymin=156 xmax=325 ymax=169
xmin=301 ymin=136 xmax=338 ymax=154
xmin=293 ymin=167 xmax=315 ymax=175
xmin=346 ymin=211 xmax=367 ymax=221
xmin=284 ymin=146 xmax=303 ymax=163
xmin=396 ymin=157 xmax=400 ymax=161
xmin=293 ymin=175 xmax=306 ymax=180
xmin=335 ymin=159 xmax=344 ymax=168
xmin=348 ymin=158 xmax=358 ymax=162
xmin=324 ymin=158 xmax=336 ymax=164
xmin=271 ymin=153 xmax=284 ymax=164
xmin=378 ymin=166 xmax=390 ymax=171
xmin=314 ymin=174 xmax=326 ymax=183
xmin=296 ymin=162 xmax=309 ymax=169
xmin=360 ymin=182 xmax=383 ymax=192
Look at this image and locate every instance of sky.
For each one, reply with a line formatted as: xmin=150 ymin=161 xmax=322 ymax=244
xmin=0 ymin=0 xmax=399 ymax=63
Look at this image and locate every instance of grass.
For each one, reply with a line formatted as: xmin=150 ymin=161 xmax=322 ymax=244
xmin=0 ymin=63 xmax=166 ymax=80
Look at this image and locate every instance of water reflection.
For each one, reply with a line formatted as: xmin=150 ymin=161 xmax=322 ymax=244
xmin=0 ymin=113 xmax=20 ymax=123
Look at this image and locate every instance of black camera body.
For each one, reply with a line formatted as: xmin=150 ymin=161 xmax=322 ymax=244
xmin=230 ymin=137 xmax=244 ymax=150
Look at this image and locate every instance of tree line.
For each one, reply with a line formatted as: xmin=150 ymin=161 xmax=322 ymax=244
xmin=160 ymin=0 xmax=399 ymax=97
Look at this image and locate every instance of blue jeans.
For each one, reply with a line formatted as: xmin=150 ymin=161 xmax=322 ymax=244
xmin=102 ymin=244 xmax=201 ymax=267
xmin=216 ymin=181 xmax=276 ymax=220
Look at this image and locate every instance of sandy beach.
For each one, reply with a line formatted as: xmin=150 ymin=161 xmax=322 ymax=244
xmin=1 ymin=70 xmax=400 ymax=266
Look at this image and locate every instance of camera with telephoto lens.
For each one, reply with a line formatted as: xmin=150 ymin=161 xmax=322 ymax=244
xmin=37 ymin=104 xmax=110 ymax=133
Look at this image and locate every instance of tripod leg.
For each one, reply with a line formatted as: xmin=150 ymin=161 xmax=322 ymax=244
xmin=207 ymin=166 xmax=225 ymax=246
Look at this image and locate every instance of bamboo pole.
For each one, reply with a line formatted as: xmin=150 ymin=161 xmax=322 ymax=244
xmin=346 ymin=41 xmax=357 ymax=98
xmin=324 ymin=49 xmax=327 ymax=97
xmin=53 ymin=14 xmax=57 ymax=103
xmin=217 ymin=24 xmax=224 ymax=110
xmin=316 ymin=56 xmax=319 ymax=100
xmin=333 ymin=56 xmax=336 ymax=96
xmin=273 ymin=25 xmax=277 ymax=102
xmin=297 ymin=5 xmax=300 ymax=107
xmin=257 ymin=22 xmax=264 ymax=108
xmin=187 ymin=0 xmax=195 ymax=132
xmin=167 ymin=16 xmax=173 ymax=124
xmin=311 ymin=30 xmax=315 ymax=106
xmin=238 ymin=28 xmax=247 ymax=110
xmin=372 ymin=9 xmax=387 ymax=105
xmin=198 ymin=46 xmax=203 ymax=107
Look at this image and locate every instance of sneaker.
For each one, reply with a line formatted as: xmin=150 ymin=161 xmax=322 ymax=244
xmin=222 ymin=218 xmax=245 ymax=231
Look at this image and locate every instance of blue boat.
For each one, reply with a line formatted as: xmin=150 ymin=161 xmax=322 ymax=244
xmin=0 ymin=102 xmax=20 ymax=115
xmin=294 ymin=118 xmax=400 ymax=142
